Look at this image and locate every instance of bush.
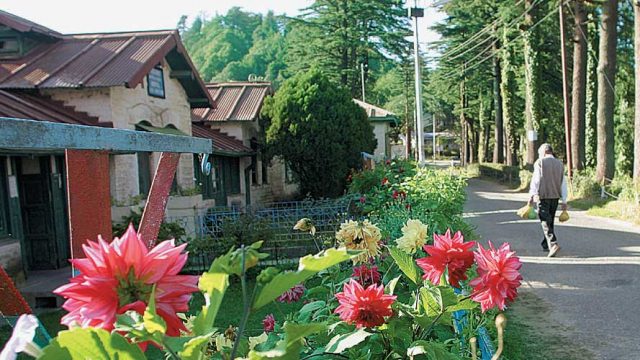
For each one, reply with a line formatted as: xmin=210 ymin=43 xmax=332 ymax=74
xmin=112 ymin=210 xmax=186 ymax=241
xmin=571 ymin=169 xmax=600 ymax=199
xmin=262 ymin=68 xmax=376 ymax=198
xmin=477 ymin=163 xmax=520 ymax=185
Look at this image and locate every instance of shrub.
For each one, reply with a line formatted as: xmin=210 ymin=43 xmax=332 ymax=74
xmin=262 ymin=68 xmax=376 ymax=198
xmin=112 ymin=210 xmax=186 ymax=241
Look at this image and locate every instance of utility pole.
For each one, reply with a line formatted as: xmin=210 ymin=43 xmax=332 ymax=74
xmin=360 ymin=63 xmax=366 ymax=102
xmin=559 ymin=1 xmax=573 ymax=177
xmin=433 ymin=113 xmax=438 ymax=163
xmin=410 ymin=2 xmax=425 ymax=164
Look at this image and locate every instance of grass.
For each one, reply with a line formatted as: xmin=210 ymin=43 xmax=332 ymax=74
xmin=500 ymin=291 xmax=595 ymax=360
xmin=569 ymin=195 xmax=640 ymax=224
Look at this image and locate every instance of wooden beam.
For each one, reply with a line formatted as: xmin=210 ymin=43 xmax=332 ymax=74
xmin=169 ymin=70 xmax=193 ymax=79
xmin=187 ymin=98 xmax=210 ymax=104
xmin=138 ymin=152 xmax=180 ymax=248
xmin=0 ymin=117 xmax=211 ymax=154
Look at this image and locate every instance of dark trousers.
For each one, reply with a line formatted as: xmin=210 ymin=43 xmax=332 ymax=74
xmin=538 ymin=198 xmax=559 ymax=250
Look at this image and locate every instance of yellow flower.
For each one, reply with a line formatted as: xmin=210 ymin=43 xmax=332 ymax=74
xmin=395 ymin=219 xmax=428 ymax=254
xmin=293 ymin=218 xmax=316 ymax=235
xmin=336 ymin=219 xmax=381 ymax=263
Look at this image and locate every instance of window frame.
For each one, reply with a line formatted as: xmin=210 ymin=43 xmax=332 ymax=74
xmin=147 ymin=66 xmax=166 ymax=99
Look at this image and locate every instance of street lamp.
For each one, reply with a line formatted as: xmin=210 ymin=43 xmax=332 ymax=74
xmin=409 ymin=2 xmax=425 ymax=164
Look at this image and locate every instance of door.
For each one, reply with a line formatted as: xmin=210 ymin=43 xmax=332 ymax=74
xmin=18 ymin=157 xmax=58 ymax=270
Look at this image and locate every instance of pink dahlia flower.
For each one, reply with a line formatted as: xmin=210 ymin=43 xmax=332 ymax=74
xmin=416 ymin=229 xmax=476 ymax=287
xmin=469 ymin=242 xmax=523 ymax=312
xmin=334 ymin=279 xmax=396 ymax=328
xmin=53 ymin=224 xmax=198 ymax=336
xmin=262 ymin=314 xmax=276 ymax=333
xmin=351 ymin=264 xmax=381 ymax=287
xmin=276 ymin=284 xmax=305 ymax=303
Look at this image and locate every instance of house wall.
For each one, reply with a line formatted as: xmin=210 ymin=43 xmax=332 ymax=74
xmin=44 ymin=62 xmax=196 ymax=204
xmin=372 ymin=122 xmax=388 ymax=158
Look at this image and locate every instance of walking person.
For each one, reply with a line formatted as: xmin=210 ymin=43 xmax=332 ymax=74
xmin=528 ymin=143 xmax=568 ymax=257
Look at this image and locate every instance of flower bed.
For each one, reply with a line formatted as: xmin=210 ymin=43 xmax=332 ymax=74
xmin=1 ymin=161 xmax=522 ymax=360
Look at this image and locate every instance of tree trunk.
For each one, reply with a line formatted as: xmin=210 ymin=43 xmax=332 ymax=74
xmin=501 ymin=28 xmax=518 ymax=166
xmin=595 ymin=0 xmax=617 ymax=183
xmin=460 ymin=80 xmax=468 ymax=166
xmin=585 ymin=9 xmax=599 ymax=168
xmin=571 ymin=0 xmax=588 ymax=170
xmin=522 ymin=0 xmax=541 ymax=166
xmin=477 ymin=92 xmax=486 ymax=163
xmin=493 ymin=41 xmax=504 ymax=164
xmin=634 ymin=0 xmax=640 ymax=185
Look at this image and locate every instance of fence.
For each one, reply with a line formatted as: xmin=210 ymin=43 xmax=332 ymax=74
xmin=168 ymin=198 xmax=353 ymax=272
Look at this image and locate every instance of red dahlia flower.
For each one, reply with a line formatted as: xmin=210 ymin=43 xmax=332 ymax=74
xmin=416 ymin=229 xmax=476 ymax=287
xmin=334 ymin=280 xmax=396 ymax=328
xmin=351 ymin=265 xmax=381 ymax=287
xmin=53 ymin=225 xmax=198 ymax=335
xmin=276 ymin=284 xmax=305 ymax=303
xmin=262 ymin=314 xmax=276 ymax=333
xmin=470 ymin=242 xmax=522 ymax=312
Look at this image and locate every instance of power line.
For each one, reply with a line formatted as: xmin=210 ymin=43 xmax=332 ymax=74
xmin=440 ymin=0 xmax=542 ymax=63
xmin=439 ymin=0 xmax=566 ymax=80
xmin=438 ymin=0 xmax=526 ymax=59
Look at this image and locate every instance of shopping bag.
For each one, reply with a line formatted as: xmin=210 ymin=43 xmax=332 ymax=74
xmin=559 ymin=210 xmax=569 ymax=222
xmin=527 ymin=206 xmax=538 ymax=219
xmin=517 ymin=204 xmax=533 ymax=219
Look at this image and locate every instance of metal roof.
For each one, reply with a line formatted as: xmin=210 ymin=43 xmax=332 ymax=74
xmin=192 ymin=82 xmax=271 ymax=122
xmin=0 ymin=17 xmax=213 ymax=108
xmin=0 ymin=89 xmax=112 ymax=127
xmin=0 ymin=10 xmax=62 ymax=38
xmin=353 ymin=99 xmax=396 ymax=118
xmin=192 ymin=123 xmax=253 ymax=156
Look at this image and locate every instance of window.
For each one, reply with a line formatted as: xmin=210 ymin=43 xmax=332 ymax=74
xmin=147 ymin=67 xmax=165 ymax=98
xmin=194 ymin=156 xmax=216 ymax=200
xmin=261 ymin=155 xmax=269 ymax=184
xmin=250 ymin=138 xmax=259 ymax=185
xmin=0 ymin=158 xmax=10 ymax=238
xmin=220 ymin=157 xmax=241 ymax=195
xmin=137 ymin=152 xmax=151 ymax=196
xmin=0 ymin=37 xmax=19 ymax=55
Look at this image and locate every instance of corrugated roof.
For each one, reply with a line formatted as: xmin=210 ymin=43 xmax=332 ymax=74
xmin=0 ymin=89 xmax=111 ymax=127
xmin=0 ymin=10 xmax=62 ymax=38
xmin=353 ymin=99 xmax=395 ymax=118
xmin=192 ymin=82 xmax=271 ymax=121
xmin=0 ymin=18 xmax=213 ymax=108
xmin=192 ymin=123 xmax=253 ymax=156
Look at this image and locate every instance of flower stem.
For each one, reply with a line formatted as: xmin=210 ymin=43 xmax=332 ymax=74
xmin=230 ymin=245 xmax=258 ymax=360
xmin=162 ymin=339 xmax=181 ymax=360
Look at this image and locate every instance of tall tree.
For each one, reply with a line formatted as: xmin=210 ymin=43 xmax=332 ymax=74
xmin=585 ymin=8 xmax=599 ymax=168
xmin=501 ymin=27 xmax=518 ymax=166
xmin=493 ymin=37 xmax=504 ymax=164
xmin=596 ymin=0 xmax=618 ymax=182
xmin=634 ymin=0 xmax=640 ymax=184
xmin=571 ymin=0 xmax=588 ymax=170
xmin=522 ymin=0 xmax=542 ymax=166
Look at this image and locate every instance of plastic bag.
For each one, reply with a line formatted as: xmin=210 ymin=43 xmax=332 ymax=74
xmin=517 ymin=204 xmax=532 ymax=219
xmin=528 ymin=206 xmax=538 ymax=219
xmin=559 ymin=210 xmax=569 ymax=222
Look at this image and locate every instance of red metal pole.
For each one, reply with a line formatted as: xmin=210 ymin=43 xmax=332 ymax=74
xmin=65 ymin=150 xmax=112 ymax=260
xmin=138 ymin=152 xmax=180 ymax=248
xmin=559 ymin=1 xmax=573 ymax=177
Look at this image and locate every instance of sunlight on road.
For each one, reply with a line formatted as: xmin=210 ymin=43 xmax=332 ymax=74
xmin=521 ymin=280 xmax=582 ymax=290
xmin=520 ymin=256 xmax=640 ymax=265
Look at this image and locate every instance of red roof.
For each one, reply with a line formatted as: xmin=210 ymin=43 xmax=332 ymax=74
xmin=0 ymin=89 xmax=112 ymax=127
xmin=0 ymin=10 xmax=62 ymax=38
xmin=192 ymin=82 xmax=271 ymax=121
xmin=0 ymin=22 xmax=213 ymax=108
xmin=192 ymin=123 xmax=253 ymax=156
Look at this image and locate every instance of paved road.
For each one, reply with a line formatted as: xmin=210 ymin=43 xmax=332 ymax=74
xmin=464 ymin=178 xmax=640 ymax=360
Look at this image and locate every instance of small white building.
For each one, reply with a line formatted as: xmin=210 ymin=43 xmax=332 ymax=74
xmin=353 ymin=99 xmax=398 ymax=159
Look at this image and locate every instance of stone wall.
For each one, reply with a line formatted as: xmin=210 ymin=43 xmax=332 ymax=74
xmin=0 ymin=240 xmax=24 ymax=284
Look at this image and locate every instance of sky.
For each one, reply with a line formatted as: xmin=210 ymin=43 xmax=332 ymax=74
xmin=2 ymin=0 xmax=445 ymax=52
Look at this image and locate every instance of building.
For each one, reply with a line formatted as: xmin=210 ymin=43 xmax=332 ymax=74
xmin=353 ymin=99 xmax=398 ymax=159
xmin=0 ymin=10 xmax=214 ymax=279
xmin=192 ymin=81 xmax=299 ymax=209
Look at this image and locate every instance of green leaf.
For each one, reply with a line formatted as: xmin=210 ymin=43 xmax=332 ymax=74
xmin=40 ymin=328 xmax=145 ymax=360
xmin=297 ymin=300 xmax=326 ymax=322
xmin=388 ymin=246 xmax=421 ymax=284
xmin=420 ymin=287 xmax=443 ymax=317
xmin=143 ymin=286 xmax=166 ymax=340
xmin=178 ymin=333 xmax=216 ymax=360
xmin=248 ymin=322 xmax=326 ymax=359
xmin=192 ymin=266 xmax=230 ymax=335
xmin=253 ymin=247 xmax=355 ymax=310
xmin=445 ymin=298 xmax=479 ymax=312
xmin=407 ymin=340 xmax=462 ymax=360
xmin=385 ymin=275 xmax=401 ymax=295
xmin=324 ymin=328 xmax=371 ymax=354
